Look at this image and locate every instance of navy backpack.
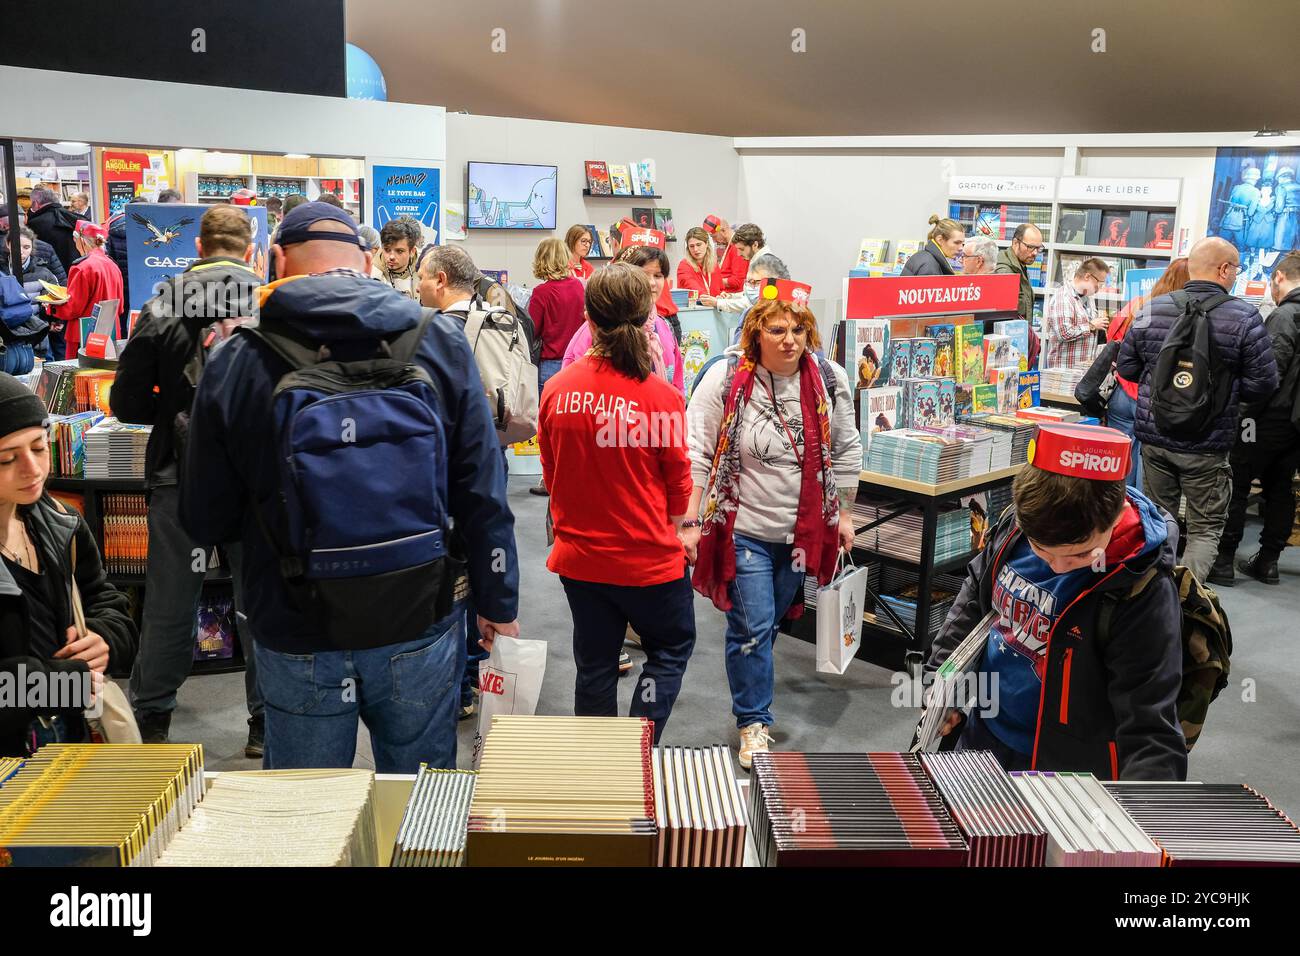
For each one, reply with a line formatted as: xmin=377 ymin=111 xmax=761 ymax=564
xmin=244 ymin=309 xmax=460 ymax=648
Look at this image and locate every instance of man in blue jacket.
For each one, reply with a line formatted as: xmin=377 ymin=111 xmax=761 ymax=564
xmin=180 ymin=203 xmax=520 ymax=772
xmin=1116 ymin=237 xmax=1278 ymax=582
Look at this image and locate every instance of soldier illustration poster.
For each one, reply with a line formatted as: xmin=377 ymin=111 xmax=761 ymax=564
xmin=1209 ymin=146 xmax=1300 ymax=297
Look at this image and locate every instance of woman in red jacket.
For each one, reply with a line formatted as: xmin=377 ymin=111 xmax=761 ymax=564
xmin=538 ymin=263 xmax=697 ymax=742
xmin=50 ymin=220 xmax=123 ymax=359
xmin=675 ymin=226 xmax=721 ymax=306
xmin=565 ymin=224 xmax=595 ymax=282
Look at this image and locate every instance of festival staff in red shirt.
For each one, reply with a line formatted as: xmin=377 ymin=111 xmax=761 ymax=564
xmin=704 ymin=215 xmax=748 ymax=293
xmin=538 ymin=262 xmax=697 ymax=742
xmin=565 ymin=224 xmax=596 ymax=282
xmin=51 ymin=220 xmax=123 ymax=359
xmin=676 ymin=226 xmax=722 ymax=305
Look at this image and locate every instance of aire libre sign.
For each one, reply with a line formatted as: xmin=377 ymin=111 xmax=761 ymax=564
xmin=846 ymin=273 xmax=1020 ymax=320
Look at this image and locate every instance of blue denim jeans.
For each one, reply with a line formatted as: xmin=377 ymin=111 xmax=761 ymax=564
xmin=1106 ymin=387 xmax=1143 ymax=489
xmin=257 ymin=606 xmax=465 ymax=774
xmin=539 ymin=358 xmax=564 ymax=397
xmin=724 ymin=534 xmax=805 ymax=728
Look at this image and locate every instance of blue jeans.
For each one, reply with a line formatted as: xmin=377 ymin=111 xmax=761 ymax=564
xmin=724 ymin=534 xmax=805 ymax=728
xmin=1106 ymin=387 xmax=1143 ymax=489
xmin=560 ymin=571 xmax=696 ymax=743
xmin=539 ymin=358 xmax=563 ymax=397
xmin=257 ymin=606 xmax=465 ymax=773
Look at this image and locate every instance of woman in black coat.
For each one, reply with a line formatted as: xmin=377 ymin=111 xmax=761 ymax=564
xmin=0 ymin=373 xmax=136 ymax=756
xmin=901 ymin=214 xmax=966 ymax=276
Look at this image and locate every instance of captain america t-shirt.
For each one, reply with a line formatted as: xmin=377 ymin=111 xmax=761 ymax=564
xmin=979 ymin=498 xmax=1147 ymax=755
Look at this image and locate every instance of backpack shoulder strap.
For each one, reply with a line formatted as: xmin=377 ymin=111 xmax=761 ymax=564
xmin=239 ymin=321 xmax=322 ymax=371
xmin=815 ymin=355 xmax=838 ymax=409
xmin=1198 ymin=291 xmax=1234 ymax=314
xmin=1097 ymin=563 xmax=1162 ymax=649
xmin=389 ymin=308 xmax=437 ymax=364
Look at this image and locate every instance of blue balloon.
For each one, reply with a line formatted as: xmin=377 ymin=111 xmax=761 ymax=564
xmin=346 ymin=43 xmax=388 ymax=101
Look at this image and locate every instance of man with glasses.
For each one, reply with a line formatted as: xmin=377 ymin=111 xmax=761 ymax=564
xmin=997 ymin=223 xmax=1044 ymax=366
xmin=960 ymin=236 xmax=999 ymax=275
xmin=1043 ymin=257 xmax=1110 ymax=369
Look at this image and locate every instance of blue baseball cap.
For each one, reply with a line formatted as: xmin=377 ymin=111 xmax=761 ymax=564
xmin=275 ymin=201 xmax=363 ymax=248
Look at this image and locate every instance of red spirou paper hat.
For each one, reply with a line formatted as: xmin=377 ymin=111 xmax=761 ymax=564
xmin=760 ymin=278 xmax=813 ymax=308
xmin=1027 ymin=423 xmax=1132 ymax=480
xmin=619 ymin=224 xmax=666 ymax=249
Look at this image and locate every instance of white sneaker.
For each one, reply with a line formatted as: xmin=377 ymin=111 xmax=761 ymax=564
xmin=738 ymin=723 xmax=773 ymax=770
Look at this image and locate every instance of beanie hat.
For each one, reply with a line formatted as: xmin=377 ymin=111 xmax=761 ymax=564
xmin=0 ymin=373 xmax=49 ymax=441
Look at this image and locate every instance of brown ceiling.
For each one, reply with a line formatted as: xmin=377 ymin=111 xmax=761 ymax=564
xmin=346 ymin=0 xmax=1299 ymax=137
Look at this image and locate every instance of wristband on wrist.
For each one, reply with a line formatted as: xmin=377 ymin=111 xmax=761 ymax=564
xmin=680 ymin=519 xmax=702 ymax=529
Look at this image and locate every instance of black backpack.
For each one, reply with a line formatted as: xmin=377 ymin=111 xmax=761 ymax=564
xmin=1074 ymin=340 xmax=1119 ymax=417
xmin=1149 ymin=290 xmax=1234 ymax=438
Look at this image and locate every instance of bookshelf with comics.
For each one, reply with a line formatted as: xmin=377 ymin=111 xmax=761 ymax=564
xmin=947 ymin=174 xmax=1184 ymax=329
xmin=19 ymin=361 xmax=245 ymax=676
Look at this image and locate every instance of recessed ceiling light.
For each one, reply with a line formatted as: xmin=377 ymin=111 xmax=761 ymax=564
xmin=52 ymin=141 xmax=89 ymax=151
xmin=283 ymin=153 xmax=311 ymax=159
xmin=1255 ymin=126 xmax=1288 ymax=137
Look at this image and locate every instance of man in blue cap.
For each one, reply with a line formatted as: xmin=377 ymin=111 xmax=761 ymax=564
xmin=179 ymin=202 xmax=520 ymax=772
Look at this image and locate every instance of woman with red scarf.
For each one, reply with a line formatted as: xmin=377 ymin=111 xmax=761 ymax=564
xmin=685 ymin=292 xmax=861 ymax=768
xmin=50 ymin=220 xmax=123 ymax=359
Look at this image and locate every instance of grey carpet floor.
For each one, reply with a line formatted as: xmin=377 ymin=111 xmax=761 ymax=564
xmin=172 ymin=477 xmax=1300 ymax=819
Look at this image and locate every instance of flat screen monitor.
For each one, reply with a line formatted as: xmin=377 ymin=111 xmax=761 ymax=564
xmin=466 ymin=161 xmax=558 ymax=230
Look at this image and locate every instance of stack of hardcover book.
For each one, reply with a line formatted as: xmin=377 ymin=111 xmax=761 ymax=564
xmin=855 ymin=497 xmax=973 ymax=564
xmin=1040 ymin=365 xmax=1093 ymax=396
xmin=391 ymin=766 xmax=477 ymax=867
xmin=1010 ymin=771 xmax=1163 ymax=867
xmin=651 ymin=745 xmax=747 ymax=867
xmin=958 ymin=413 xmax=1035 ymax=466
xmin=921 ymin=750 xmax=1049 ymax=866
xmin=84 ymin=418 xmax=151 ymax=480
xmin=467 ymin=716 xmax=656 ymax=867
xmin=0 ymin=744 xmax=204 ymax=866
xmin=1103 ymin=782 xmax=1300 ymax=866
xmin=748 ymin=752 xmax=968 ymax=866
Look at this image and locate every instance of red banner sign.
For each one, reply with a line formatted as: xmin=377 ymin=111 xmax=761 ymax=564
xmin=846 ymin=273 xmax=1020 ymax=320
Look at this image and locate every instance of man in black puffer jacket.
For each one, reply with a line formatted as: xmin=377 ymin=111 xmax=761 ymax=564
xmin=1116 ymin=237 xmax=1278 ymax=581
xmin=110 ymin=204 xmax=266 ymax=754
xmin=1211 ymin=250 xmax=1300 ymax=586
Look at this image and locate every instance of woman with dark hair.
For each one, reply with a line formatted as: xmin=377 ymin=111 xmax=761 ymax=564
xmin=901 ymin=215 xmax=964 ymax=276
xmin=562 ymin=245 xmax=684 ymax=392
xmin=685 ymin=295 xmax=861 ymax=768
xmin=0 ymin=373 xmax=137 ymax=755
xmin=565 ymin=224 xmax=596 ymax=282
xmin=1106 ymin=256 xmax=1190 ymax=488
xmin=538 ymin=264 xmax=697 ymax=742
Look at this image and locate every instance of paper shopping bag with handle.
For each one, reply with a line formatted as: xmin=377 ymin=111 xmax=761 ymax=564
xmin=815 ymin=553 xmax=869 ymax=675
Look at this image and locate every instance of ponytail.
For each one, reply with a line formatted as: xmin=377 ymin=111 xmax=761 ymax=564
xmin=592 ymin=321 xmax=654 ymax=381
xmin=585 ymin=262 xmax=656 ymax=382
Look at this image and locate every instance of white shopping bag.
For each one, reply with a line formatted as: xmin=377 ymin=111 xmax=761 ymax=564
xmin=472 ymin=633 xmax=547 ymax=767
xmin=815 ymin=553 xmax=869 ymax=675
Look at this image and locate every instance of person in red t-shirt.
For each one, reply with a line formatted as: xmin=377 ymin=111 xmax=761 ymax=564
xmin=528 ymin=238 xmax=588 ymax=497
xmin=538 ymin=262 xmax=697 ymax=742
xmin=51 ymin=220 xmax=123 ymax=359
xmin=703 ymin=215 xmax=749 ymax=293
xmin=565 ymin=224 xmax=596 ymax=282
xmin=675 ymin=226 xmax=721 ymax=306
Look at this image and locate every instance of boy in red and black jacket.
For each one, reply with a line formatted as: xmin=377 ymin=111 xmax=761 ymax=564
xmin=927 ymin=423 xmax=1187 ymax=780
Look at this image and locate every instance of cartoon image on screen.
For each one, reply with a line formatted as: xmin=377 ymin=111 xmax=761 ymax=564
xmin=467 ymin=162 xmax=558 ymax=230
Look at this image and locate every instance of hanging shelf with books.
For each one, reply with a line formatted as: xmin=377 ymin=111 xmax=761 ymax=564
xmin=582 ymin=189 xmax=662 ymax=199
